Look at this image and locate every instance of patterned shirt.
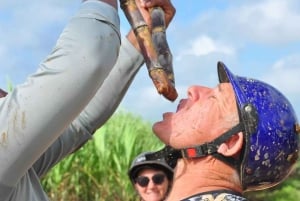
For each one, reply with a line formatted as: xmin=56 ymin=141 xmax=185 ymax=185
xmin=181 ymin=190 xmax=247 ymax=201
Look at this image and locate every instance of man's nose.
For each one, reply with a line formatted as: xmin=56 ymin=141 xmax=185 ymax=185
xmin=187 ymin=85 xmax=212 ymax=101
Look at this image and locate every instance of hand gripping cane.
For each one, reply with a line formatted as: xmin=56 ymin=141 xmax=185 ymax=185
xmin=120 ymin=0 xmax=178 ymax=101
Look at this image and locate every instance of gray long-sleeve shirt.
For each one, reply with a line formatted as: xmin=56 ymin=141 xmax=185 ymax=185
xmin=0 ymin=1 xmax=144 ymax=200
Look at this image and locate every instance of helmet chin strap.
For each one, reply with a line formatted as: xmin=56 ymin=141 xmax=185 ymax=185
xmin=145 ymin=123 xmax=245 ymax=169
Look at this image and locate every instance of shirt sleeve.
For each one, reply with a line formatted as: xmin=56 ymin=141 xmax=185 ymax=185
xmin=0 ymin=1 xmax=120 ymax=187
xmin=33 ymin=37 xmax=144 ymax=177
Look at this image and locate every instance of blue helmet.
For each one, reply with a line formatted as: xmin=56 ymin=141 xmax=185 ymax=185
xmin=218 ymin=61 xmax=299 ymax=191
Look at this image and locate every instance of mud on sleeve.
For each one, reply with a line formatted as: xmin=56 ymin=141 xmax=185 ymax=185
xmin=33 ymin=37 xmax=144 ymax=177
xmin=0 ymin=1 xmax=120 ymax=188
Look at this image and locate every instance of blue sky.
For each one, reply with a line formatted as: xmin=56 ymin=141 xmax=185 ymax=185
xmin=1 ymin=0 xmax=300 ymax=122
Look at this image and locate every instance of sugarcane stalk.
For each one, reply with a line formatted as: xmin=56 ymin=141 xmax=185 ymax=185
xmin=150 ymin=7 xmax=175 ymax=86
xmin=120 ymin=0 xmax=178 ymax=101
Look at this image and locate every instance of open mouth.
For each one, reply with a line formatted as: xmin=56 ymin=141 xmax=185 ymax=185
xmin=176 ymin=99 xmax=185 ymax=112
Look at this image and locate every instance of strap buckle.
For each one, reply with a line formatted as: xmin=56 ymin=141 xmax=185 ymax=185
xmin=181 ymin=143 xmax=219 ymax=159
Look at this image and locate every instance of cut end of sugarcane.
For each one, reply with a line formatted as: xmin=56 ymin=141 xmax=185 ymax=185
xmin=156 ymin=85 xmax=178 ymax=101
xmin=150 ymin=69 xmax=178 ymax=102
xmin=163 ymin=87 xmax=178 ymax=101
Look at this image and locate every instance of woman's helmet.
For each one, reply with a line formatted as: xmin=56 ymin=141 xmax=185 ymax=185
xmin=218 ymin=61 xmax=299 ymax=191
xmin=128 ymin=151 xmax=174 ymax=183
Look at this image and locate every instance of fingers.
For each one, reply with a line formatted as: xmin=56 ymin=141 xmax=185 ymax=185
xmin=140 ymin=0 xmax=176 ymax=27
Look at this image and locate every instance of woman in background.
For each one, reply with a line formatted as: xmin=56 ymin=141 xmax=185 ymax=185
xmin=128 ymin=151 xmax=174 ymax=201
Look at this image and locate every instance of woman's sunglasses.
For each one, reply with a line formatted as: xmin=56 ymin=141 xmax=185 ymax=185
xmin=135 ymin=173 xmax=166 ymax=187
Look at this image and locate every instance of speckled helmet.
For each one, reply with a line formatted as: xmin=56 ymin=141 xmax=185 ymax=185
xmin=128 ymin=151 xmax=174 ymax=183
xmin=217 ymin=61 xmax=299 ymax=191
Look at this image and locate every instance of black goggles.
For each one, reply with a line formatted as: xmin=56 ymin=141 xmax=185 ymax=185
xmin=135 ymin=173 xmax=165 ymax=187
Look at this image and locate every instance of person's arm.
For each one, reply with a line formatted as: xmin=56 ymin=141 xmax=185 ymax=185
xmin=83 ymin=0 xmax=118 ymax=10
xmin=33 ymin=0 xmax=176 ymax=176
xmin=33 ymin=36 xmax=144 ymax=177
xmin=0 ymin=0 xmax=120 ymax=187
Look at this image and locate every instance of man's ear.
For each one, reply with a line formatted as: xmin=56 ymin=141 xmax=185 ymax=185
xmin=217 ymin=132 xmax=243 ymax=157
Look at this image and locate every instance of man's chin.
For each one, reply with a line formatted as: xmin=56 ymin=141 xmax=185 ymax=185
xmin=152 ymin=121 xmax=161 ymax=134
xmin=152 ymin=122 xmax=170 ymax=144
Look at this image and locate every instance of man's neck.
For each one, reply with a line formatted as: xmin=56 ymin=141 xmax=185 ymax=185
xmin=166 ymin=156 xmax=243 ymax=201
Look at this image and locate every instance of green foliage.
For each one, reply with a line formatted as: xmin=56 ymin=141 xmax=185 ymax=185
xmin=6 ymin=76 xmax=14 ymax=92
xmin=42 ymin=111 xmax=164 ymax=201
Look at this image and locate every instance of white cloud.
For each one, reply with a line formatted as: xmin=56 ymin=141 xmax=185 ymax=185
xmin=176 ymin=35 xmax=235 ymax=60
xmin=177 ymin=0 xmax=300 ymax=47
xmin=262 ymin=54 xmax=300 ymax=95
xmin=119 ymin=85 xmax=176 ymax=122
xmin=260 ymin=54 xmax=300 ymax=118
xmin=225 ymin=0 xmax=300 ymax=44
xmin=2 ymin=2 xmax=78 ymax=48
